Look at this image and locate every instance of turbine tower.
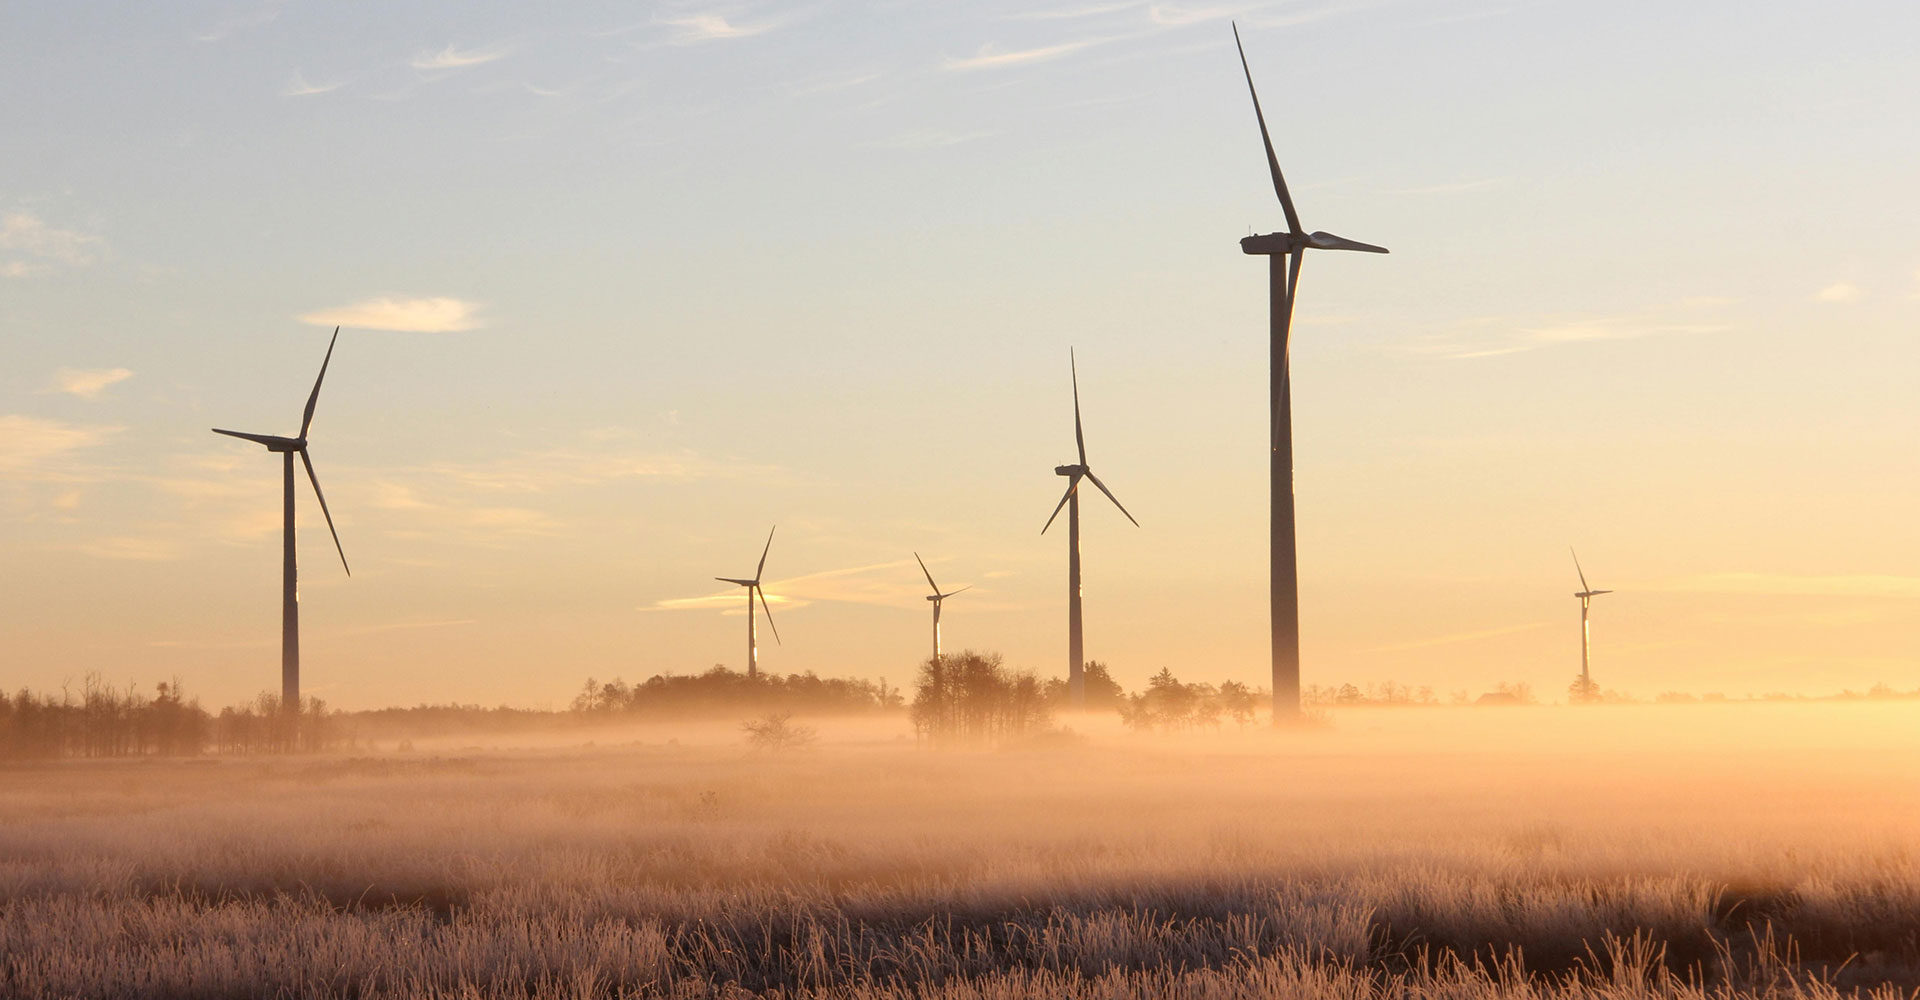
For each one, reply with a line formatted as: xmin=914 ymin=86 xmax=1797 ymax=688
xmin=1041 ymin=349 xmax=1137 ymax=708
xmin=1571 ymin=548 xmax=1612 ymax=701
xmin=1233 ymin=24 xmax=1388 ymax=723
xmin=716 ymin=527 xmax=780 ymax=679
xmin=210 ymin=326 xmax=351 ymax=713
xmin=914 ymin=552 xmax=969 ymax=663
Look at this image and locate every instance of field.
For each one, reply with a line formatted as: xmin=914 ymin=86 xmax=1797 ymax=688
xmin=4 ymin=704 xmax=1919 ymax=999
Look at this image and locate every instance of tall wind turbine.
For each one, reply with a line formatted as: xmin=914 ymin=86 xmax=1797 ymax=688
xmin=1233 ymin=23 xmax=1388 ymax=723
xmin=1041 ymin=350 xmax=1138 ymax=708
xmin=210 ymin=326 xmax=351 ymax=712
xmin=914 ymin=552 xmax=969 ymax=664
xmin=1571 ymin=549 xmax=1612 ymax=701
xmin=716 ymin=527 xmax=780 ymax=679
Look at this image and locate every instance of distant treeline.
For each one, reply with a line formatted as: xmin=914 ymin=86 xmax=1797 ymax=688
xmin=571 ymin=667 xmax=905 ymax=718
xmin=0 ymin=678 xmax=343 ymax=760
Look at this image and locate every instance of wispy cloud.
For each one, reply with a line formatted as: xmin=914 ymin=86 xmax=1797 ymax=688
xmin=298 ymin=296 xmax=483 ymax=332
xmin=1363 ymin=622 xmax=1546 ymax=654
xmin=1414 ymin=303 xmax=1734 ymax=360
xmin=193 ymin=4 xmax=280 ymax=43
xmin=944 ymin=39 xmax=1101 ymax=71
xmin=282 ymin=71 xmax=343 ymax=97
xmin=658 ymin=12 xmax=777 ymax=43
xmin=75 ymin=537 xmax=183 ymax=562
xmin=1390 ymin=176 xmax=1512 ymax=195
xmin=651 ymin=558 xmax=937 ymax=614
xmin=410 ymin=43 xmax=510 ymax=71
xmin=47 ymin=368 xmax=133 ymax=399
xmin=1008 ymin=1 xmax=1142 ymax=18
xmin=1658 ymin=573 xmax=1920 ymax=600
xmin=0 ymin=415 xmax=121 ymax=481
xmin=1 ymin=212 xmax=101 ymax=276
xmin=429 ymin=444 xmax=779 ymax=495
xmin=1148 ymin=3 xmax=1249 ymax=26
xmin=864 ymin=129 xmax=992 ymax=149
xmin=1815 ymin=280 xmax=1861 ymax=303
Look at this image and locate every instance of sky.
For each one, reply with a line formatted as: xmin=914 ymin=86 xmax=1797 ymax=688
xmin=3 ymin=0 xmax=1917 ymax=710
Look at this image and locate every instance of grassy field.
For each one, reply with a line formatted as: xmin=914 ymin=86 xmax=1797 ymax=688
xmin=3 ymin=703 xmax=1918 ymax=998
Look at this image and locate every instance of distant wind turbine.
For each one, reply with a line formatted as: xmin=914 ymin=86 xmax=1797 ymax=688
xmin=716 ymin=527 xmax=780 ymax=679
xmin=1571 ymin=548 xmax=1612 ymax=701
xmin=1233 ymin=23 xmax=1389 ymax=723
xmin=210 ymin=326 xmax=351 ymax=712
xmin=1042 ymin=349 xmax=1138 ymax=708
xmin=914 ymin=552 xmax=969 ymax=664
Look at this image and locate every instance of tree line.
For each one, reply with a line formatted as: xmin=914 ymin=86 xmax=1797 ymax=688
xmin=0 ymin=677 xmax=342 ymax=760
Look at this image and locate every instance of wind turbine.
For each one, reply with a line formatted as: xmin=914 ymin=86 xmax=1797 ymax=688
xmin=914 ymin=552 xmax=969 ymax=664
xmin=1041 ymin=349 xmax=1138 ymax=708
xmin=716 ymin=527 xmax=780 ymax=679
xmin=1571 ymin=548 xmax=1612 ymax=701
xmin=1233 ymin=23 xmax=1388 ymax=723
xmin=210 ymin=326 xmax=351 ymax=713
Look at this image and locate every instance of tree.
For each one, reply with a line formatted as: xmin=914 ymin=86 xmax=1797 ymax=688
xmin=741 ymin=711 xmax=817 ymax=752
xmin=911 ymin=651 xmax=1051 ymax=747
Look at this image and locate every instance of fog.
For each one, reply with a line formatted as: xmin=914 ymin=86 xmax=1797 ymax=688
xmin=4 ymin=702 xmax=1917 ymax=998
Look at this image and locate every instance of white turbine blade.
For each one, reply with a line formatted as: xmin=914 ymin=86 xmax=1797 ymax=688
xmin=1571 ymin=547 xmax=1591 ymax=593
xmin=754 ymin=525 xmax=775 ymax=583
xmin=1307 ymin=231 xmax=1389 ymax=254
xmin=915 ymin=551 xmax=939 ymax=594
xmin=299 ymin=327 xmax=339 ymax=439
xmin=1071 ymin=348 xmax=1086 ymax=466
xmin=1041 ymin=475 xmax=1082 ymax=534
xmin=1084 ymin=471 xmax=1138 ymax=527
xmin=1232 ymin=22 xmax=1302 ymax=234
xmin=756 ymin=585 xmax=781 ymax=644
xmin=299 ymin=448 xmax=349 ymax=577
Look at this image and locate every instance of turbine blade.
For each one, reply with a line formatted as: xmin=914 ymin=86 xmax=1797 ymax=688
xmin=717 ymin=577 xmax=756 ymax=586
xmin=1307 ymin=231 xmax=1390 ymax=254
xmin=915 ymin=551 xmax=939 ymax=594
xmin=212 ymin=428 xmax=289 ymax=448
xmin=1232 ymin=23 xmax=1301 ymax=235
xmin=1592 ymin=589 xmax=1613 ymax=596
xmin=754 ymin=525 xmax=775 ymax=583
xmin=1041 ymin=474 xmax=1083 ymax=534
xmin=299 ymin=448 xmax=350 ymax=576
xmin=1071 ymin=348 xmax=1086 ymax=466
xmin=756 ymin=585 xmax=781 ymax=644
xmin=942 ymin=585 xmax=971 ymax=599
xmin=1571 ymin=548 xmax=1590 ymax=593
xmin=1084 ymin=470 xmax=1139 ymax=527
xmin=1286 ymin=248 xmax=1303 ymax=304
xmin=299 ymin=327 xmax=340 ymax=439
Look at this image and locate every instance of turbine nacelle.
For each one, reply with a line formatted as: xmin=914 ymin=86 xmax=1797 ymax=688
xmin=1240 ymin=231 xmax=1390 ymax=257
xmin=1054 ymin=464 xmax=1084 ymax=477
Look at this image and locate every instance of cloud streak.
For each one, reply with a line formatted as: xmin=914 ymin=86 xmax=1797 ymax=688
xmin=658 ymin=12 xmax=777 ymax=43
xmin=48 ymin=368 xmax=133 ymax=399
xmin=1658 ymin=573 xmax=1920 ymax=600
xmin=0 ymin=415 xmax=121 ymax=481
xmin=1363 ymin=622 xmax=1546 ymax=653
xmin=1414 ymin=304 xmax=1734 ymax=360
xmin=1 ymin=212 xmax=101 ymax=275
xmin=944 ymin=39 xmax=1100 ymax=71
xmin=1815 ymin=280 xmax=1861 ymax=303
xmin=299 ymin=296 xmax=483 ymax=332
xmin=411 ymin=43 xmax=510 ymax=71
xmin=282 ymin=71 xmax=343 ymax=96
xmin=651 ymin=558 xmax=946 ymax=613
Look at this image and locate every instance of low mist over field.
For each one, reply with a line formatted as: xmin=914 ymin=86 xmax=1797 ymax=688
xmin=6 ymin=702 xmax=1920 ymax=998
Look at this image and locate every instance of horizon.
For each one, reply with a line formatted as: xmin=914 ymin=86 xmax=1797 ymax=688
xmin=5 ymin=0 xmax=1918 ymax=711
